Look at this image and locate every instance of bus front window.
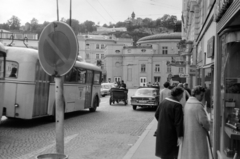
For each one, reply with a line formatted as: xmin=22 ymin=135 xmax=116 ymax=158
xmin=6 ymin=61 xmax=19 ymax=78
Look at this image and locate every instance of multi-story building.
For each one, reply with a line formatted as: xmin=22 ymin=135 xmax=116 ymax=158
xmin=77 ymin=34 xmax=133 ymax=81
xmin=105 ymin=32 xmax=185 ymax=88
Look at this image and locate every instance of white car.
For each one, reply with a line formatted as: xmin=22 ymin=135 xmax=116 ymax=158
xmin=101 ymin=83 xmax=115 ymax=97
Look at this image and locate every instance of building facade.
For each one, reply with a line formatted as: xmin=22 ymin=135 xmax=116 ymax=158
xmin=105 ymin=32 xmax=185 ymax=88
xmin=182 ymin=0 xmax=240 ymax=158
xmin=77 ymin=34 xmax=133 ymax=81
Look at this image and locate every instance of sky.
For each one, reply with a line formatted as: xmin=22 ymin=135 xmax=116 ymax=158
xmin=0 ymin=0 xmax=182 ymax=26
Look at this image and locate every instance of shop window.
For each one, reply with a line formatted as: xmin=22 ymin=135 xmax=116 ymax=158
xmin=6 ymin=61 xmax=19 ymax=78
xmin=162 ymin=46 xmax=168 ymax=54
xmin=155 ymin=64 xmax=160 ymax=72
xmin=94 ymin=71 xmax=101 ymax=84
xmin=141 ymin=64 xmax=146 ymax=72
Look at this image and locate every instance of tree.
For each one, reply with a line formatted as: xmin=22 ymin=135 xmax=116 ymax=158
xmin=0 ymin=23 xmax=10 ymax=30
xmin=83 ymin=20 xmax=96 ymax=33
xmin=66 ymin=19 xmax=80 ymax=35
xmin=142 ymin=18 xmax=152 ymax=27
xmin=131 ymin=12 xmax=135 ymax=19
xmin=7 ymin=15 xmax=21 ymax=30
xmin=30 ymin=18 xmax=39 ymax=31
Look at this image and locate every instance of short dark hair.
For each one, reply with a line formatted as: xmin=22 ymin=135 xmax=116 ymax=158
xmin=171 ymin=87 xmax=184 ymax=97
xmin=192 ymin=86 xmax=205 ymax=96
xmin=163 ymin=82 xmax=170 ymax=88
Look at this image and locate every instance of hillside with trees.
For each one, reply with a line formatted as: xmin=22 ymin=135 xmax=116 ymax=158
xmin=0 ymin=13 xmax=181 ymax=45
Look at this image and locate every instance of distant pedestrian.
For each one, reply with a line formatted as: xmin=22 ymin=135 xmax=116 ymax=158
xmin=177 ymin=83 xmax=190 ymax=107
xmin=178 ymin=86 xmax=211 ymax=159
xmin=183 ymin=83 xmax=191 ymax=95
xmin=159 ymin=82 xmax=171 ymax=104
xmin=155 ymin=87 xmax=184 ymax=159
xmin=147 ymin=82 xmax=152 ymax=87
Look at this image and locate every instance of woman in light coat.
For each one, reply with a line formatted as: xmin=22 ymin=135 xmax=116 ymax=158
xmin=178 ymin=86 xmax=211 ymax=159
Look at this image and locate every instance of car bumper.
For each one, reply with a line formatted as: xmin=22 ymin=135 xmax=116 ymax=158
xmin=130 ymin=102 xmax=158 ymax=107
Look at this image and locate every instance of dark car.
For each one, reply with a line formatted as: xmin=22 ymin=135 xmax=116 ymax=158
xmin=131 ymin=87 xmax=159 ymax=110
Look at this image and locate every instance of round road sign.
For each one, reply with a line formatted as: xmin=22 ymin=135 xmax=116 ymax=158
xmin=39 ymin=21 xmax=78 ymax=76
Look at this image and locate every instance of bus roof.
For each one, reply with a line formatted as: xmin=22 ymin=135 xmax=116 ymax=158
xmin=6 ymin=46 xmax=102 ymax=72
xmin=75 ymin=61 xmax=102 ymax=72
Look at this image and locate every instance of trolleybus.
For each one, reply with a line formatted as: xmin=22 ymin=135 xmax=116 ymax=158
xmin=0 ymin=46 xmax=102 ymax=119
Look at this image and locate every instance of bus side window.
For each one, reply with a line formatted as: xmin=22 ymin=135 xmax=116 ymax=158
xmin=6 ymin=61 xmax=19 ymax=78
xmin=77 ymin=68 xmax=86 ymax=84
xmin=65 ymin=67 xmax=78 ymax=82
xmin=94 ymin=71 xmax=101 ymax=84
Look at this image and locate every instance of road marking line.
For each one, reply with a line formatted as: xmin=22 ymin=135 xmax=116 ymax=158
xmin=18 ymin=134 xmax=78 ymax=159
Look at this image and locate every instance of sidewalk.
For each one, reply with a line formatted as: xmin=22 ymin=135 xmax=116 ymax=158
xmin=123 ymin=119 xmax=159 ymax=159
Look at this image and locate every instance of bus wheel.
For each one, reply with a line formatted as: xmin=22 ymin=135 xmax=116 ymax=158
xmin=90 ymin=97 xmax=98 ymax=112
xmin=132 ymin=105 xmax=137 ymax=110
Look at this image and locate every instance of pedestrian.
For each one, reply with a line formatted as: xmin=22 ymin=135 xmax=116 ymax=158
xmin=154 ymin=81 xmax=171 ymax=137
xmin=183 ymin=83 xmax=191 ymax=95
xmin=159 ymin=81 xmax=171 ymax=104
xmin=155 ymin=87 xmax=184 ymax=159
xmin=147 ymin=82 xmax=152 ymax=87
xmin=177 ymin=83 xmax=190 ymax=107
xmin=178 ymin=86 xmax=211 ymax=159
xmin=120 ymin=80 xmax=126 ymax=89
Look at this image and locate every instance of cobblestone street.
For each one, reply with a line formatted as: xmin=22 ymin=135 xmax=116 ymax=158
xmin=0 ymin=89 xmax=156 ymax=159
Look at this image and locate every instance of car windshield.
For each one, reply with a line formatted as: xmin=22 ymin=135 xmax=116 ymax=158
xmin=135 ymin=89 xmax=158 ymax=96
xmin=102 ymin=85 xmax=112 ymax=89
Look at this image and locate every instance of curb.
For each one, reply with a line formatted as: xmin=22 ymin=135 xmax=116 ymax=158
xmin=122 ymin=118 xmax=156 ymax=159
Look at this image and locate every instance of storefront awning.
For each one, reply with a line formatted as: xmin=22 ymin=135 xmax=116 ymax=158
xmin=202 ymin=62 xmax=214 ymax=69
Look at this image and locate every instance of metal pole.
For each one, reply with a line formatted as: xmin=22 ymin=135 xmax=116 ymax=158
xmin=70 ymin=0 xmax=72 ymax=27
xmin=55 ymin=77 xmax=64 ymax=154
xmin=57 ymin=0 xmax=59 ymax=21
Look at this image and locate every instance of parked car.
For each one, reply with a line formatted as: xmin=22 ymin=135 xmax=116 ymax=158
xmin=101 ymin=83 xmax=115 ymax=97
xmin=131 ymin=87 xmax=159 ymax=110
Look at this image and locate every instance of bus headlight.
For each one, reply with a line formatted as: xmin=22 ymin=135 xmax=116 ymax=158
xmin=15 ymin=103 xmax=19 ymax=107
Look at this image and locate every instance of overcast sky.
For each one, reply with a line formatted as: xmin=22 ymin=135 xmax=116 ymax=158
xmin=0 ymin=0 xmax=182 ymax=26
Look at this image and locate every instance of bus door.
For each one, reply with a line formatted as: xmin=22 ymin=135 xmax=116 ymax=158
xmin=85 ymin=70 xmax=93 ymax=108
xmin=33 ymin=61 xmax=50 ymax=117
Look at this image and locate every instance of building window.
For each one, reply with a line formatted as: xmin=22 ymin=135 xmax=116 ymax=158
xmin=179 ymin=67 xmax=183 ymax=73
xmin=96 ymin=54 xmax=99 ymax=59
xmin=101 ymin=44 xmax=105 ymax=49
xmin=101 ymin=54 xmax=104 ymax=59
xmin=141 ymin=64 xmax=146 ymax=72
xmin=167 ymin=66 xmax=171 ymax=73
xmin=162 ymin=46 xmax=168 ymax=54
xmin=155 ymin=64 xmax=160 ymax=72
xmin=115 ymin=50 xmax=120 ymax=53
xmin=154 ymin=76 xmax=161 ymax=83
xmin=96 ymin=44 xmax=100 ymax=49
xmin=86 ymin=44 xmax=89 ymax=49
xmin=86 ymin=53 xmax=90 ymax=59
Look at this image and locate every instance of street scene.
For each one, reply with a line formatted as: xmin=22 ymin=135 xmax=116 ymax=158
xmin=0 ymin=89 xmax=157 ymax=159
xmin=1 ymin=0 xmax=240 ymax=159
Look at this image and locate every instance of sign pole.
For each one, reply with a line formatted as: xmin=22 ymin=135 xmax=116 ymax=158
xmin=55 ymin=76 xmax=64 ymax=154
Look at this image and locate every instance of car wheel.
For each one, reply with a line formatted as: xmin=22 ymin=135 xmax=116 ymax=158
xmin=132 ymin=105 xmax=137 ymax=110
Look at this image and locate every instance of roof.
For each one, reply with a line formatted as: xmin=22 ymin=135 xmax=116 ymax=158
xmin=138 ymin=32 xmax=182 ymax=42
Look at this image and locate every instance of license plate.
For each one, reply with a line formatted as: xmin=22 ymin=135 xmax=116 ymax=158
xmin=139 ymin=100 xmax=147 ymax=103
